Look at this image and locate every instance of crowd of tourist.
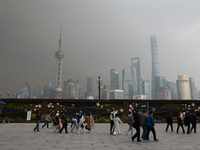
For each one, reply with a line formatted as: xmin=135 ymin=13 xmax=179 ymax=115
xmin=33 ymin=108 xmax=94 ymax=134
xmin=165 ymin=110 xmax=197 ymax=134
xmin=32 ymin=107 xmax=198 ymax=143
xmin=109 ymin=109 xmax=158 ymax=142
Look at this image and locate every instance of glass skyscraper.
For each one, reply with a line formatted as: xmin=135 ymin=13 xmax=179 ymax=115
xmin=166 ymin=81 xmax=178 ymax=99
xmin=110 ymin=69 xmax=119 ymax=90
xmin=151 ymin=35 xmax=160 ymax=99
xmin=140 ymin=79 xmax=150 ymax=99
xmin=122 ymin=68 xmax=133 ymax=99
xmin=87 ymin=77 xmax=93 ymax=97
xmin=131 ymin=57 xmax=141 ymax=95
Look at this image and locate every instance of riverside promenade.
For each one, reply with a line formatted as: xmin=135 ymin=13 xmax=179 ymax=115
xmin=0 ymin=123 xmax=199 ymax=150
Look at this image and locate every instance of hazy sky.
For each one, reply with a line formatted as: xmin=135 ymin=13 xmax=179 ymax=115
xmin=0 ymin=0 xmax=200 ymax=97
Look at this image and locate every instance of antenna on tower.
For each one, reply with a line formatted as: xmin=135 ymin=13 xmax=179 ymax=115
xmin=59 ymin=26 xmax=62 ymax=51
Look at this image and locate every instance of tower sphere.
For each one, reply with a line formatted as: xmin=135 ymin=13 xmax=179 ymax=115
xmin=55 ymin=50 xmax=64 ymax=59
xmin=54 ymin=87 xmax=63 ymax=93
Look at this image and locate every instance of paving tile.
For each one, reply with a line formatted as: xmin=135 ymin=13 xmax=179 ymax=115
xmin=0 ymin=123 xmax=200 ymax=149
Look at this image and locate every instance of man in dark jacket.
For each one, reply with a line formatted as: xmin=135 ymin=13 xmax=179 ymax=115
xmin=190 ymin=110 xmax=197 ymax=133
xmin=59 ymin=114 xmax=68 ymax=134
xmin=33 ymin=108 xmax=41 ymax=132
xmin=165 ymin=112 xmax=173 ymax=132
xmin=131 ymin=111 xmax=141 ymax=142
xmin=146 ymin=112 xmax=158 ymax=141
xmin=184 ymin=111 xmax=191 ymax=134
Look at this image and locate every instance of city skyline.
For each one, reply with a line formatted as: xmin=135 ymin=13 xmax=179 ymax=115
xmin=1 ymin=1 xmax=200 ymax=97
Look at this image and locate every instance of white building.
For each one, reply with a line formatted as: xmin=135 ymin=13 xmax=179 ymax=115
xmin=132 ymin=95 xmax=146 ymax=99
xmin=110 ymin=90 xmax=123 ymax=99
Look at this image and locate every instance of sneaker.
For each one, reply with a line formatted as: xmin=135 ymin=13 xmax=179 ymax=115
xmin=126 ymin=131 xmax=128 ymax=135
xmin=154 ymin=139 xmax=159 ymax=141
xmin=137 ymin=140 xmax=141 ymax=142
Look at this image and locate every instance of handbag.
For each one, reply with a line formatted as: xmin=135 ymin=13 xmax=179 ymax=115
xmin=80 ymin=123 xmax=84 ymax=128
xmin=57 ymin=124 xmax=61 ymax=131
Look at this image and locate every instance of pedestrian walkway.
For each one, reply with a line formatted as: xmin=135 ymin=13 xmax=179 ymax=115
xmin=0 ymin=123 xmax=200 ymax=150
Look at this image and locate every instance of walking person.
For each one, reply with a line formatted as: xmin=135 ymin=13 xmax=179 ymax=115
xmin=77 ymin=110 xmax=82 ymax=125
xmin=59 ymin=113 xmax=68 ymax=134
xmin=165 ymin=112 xmax=173 ymax=132
xmin=110 ymin=109 xmax=115 ymax=134
xmin=126 ymin=111 xmax=133 ymax=135
xmin=85 ymin=112 xmax=94 ymax=133
xmin=177 ymin=112 xmax=185 ymax=134
xmin=71 ymin=112 xmax=78 ymax=132
xmin=33 ymin=108 xmax=41 ymax=132
xmin=140 ymin=110 xmax=148 ymax=140
xmin=113 ymin=113 xmax=123 ymax=135
xmin=54 ymin=113 xmax=60 ymax=132
xmin=77 ymin=114 xmax=86 ymax=134
xmin=184 ymin=111 xmax=191 ymax=134
xmin=42 ymin=113 xmax=51 ymax=129
xmin=190 ymin=110 xmax=197 ymax=133
xmin=146 ymin=112 xmax=158 ymax=141
xmin=131 ymin=110 xmax=141 ymax=142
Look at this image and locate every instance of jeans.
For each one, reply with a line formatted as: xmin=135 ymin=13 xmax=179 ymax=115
xmin=42 ymin=121 xmax=49 ymax=128
xmin=142 ymin=125 xmax=147 ymax=140
xmin=71 ymin=120 xmax=78 ymax=132
xmin=127 ymin=124 xmax=133 ymax=135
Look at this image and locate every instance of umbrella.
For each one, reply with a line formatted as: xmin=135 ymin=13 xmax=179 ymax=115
xmin=0 ymin=100 xmax=6 ymax=104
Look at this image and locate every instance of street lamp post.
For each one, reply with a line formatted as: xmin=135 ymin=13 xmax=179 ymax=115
xmin=97 ymin=76 xmax=102 ymax=100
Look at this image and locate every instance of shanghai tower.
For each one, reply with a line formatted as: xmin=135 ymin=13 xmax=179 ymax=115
xmin=151 ymin=35 xmax=160 ymax=99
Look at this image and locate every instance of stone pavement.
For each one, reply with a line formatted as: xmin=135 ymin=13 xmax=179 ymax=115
xmin=0 ymin=123 xmax=200 ymax=150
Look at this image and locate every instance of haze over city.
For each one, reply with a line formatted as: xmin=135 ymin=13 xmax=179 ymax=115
xmin=0 ymin=0 xmax=200 ymax=97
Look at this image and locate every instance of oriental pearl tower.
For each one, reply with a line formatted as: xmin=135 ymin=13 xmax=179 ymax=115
xmin=54 ymin=27 xmax=64 ymax=98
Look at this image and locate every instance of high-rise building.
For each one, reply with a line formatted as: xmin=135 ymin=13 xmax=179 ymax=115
xmin=63 ymin=79 xmax=78 ymax=99
xmin=122 ymin=68 xmax=133 ymax=99
xmin=41 ymin=82 xmax=53 ymax=98
xmin=151 ymin=35 xmax=160 ymax=99
xmin=102 ymin=85 xmax=110 ymax=100
xmin=21 ymin=83 xmax=30 ymax=98
xmin=110 ymin=69 xmax=119 ymax=90
xmin=87 ymin=77 xmax=93 ymax=97
xmin=54 ymin=27 xmax=65 ymax=98
xmin=110 ymin=90 xmax=123 ymax=99
xmin=189 ymin=77 xmax=195 ymax=100
xmin=155 ymin=76 xmax=165 ymax=99
xmin=131 ymin=57 xmax=141 ymax=95
xmin=140 ymin=79 xmax=150 ymax=99
xmin=166 ymin=81 xmax=178 ymax=99
xmin=157 ymin=87 xmax=171 ymax=100
xmin=176 ymin=75 xmax=191 ymax=100
xmin=194 ymin=87 xmax=199 ymax=100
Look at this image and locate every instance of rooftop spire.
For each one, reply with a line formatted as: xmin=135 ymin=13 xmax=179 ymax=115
xmin=59 ymin=26 xmax=62 ymax=51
